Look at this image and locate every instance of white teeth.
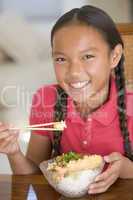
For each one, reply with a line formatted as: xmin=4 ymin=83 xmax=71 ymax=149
xmin=70 ymin=81 xmax=89 ymax=89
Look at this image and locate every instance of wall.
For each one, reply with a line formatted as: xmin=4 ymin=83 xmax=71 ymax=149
xmin=88 ymin=0 xmax=131 ymax=22
xmin=0 ymin=61 xmax=56 ymax=173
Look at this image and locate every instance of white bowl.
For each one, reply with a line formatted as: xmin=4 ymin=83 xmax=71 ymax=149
xmin=40 ymin=158 xmax=104 ymax=198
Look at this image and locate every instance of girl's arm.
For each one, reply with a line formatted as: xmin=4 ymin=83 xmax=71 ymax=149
xmin=8 ymin=133 xmax=52 ymax=174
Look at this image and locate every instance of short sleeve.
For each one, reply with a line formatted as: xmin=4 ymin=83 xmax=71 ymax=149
xmin=126 ymin=92 xmax=133 ymax=141
xmin=126 ymin=92 xmax=133 ymax=117
xmin=29 ymin=85 xmax=57 ymax=139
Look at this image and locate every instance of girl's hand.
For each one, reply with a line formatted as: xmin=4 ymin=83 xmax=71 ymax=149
xmin=88 ymin=152 xmax=127 ymax=194
xmin=0 ymin=122 xmax=20 ymax=155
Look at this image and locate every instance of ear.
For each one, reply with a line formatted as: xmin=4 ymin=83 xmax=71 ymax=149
xmin=110 ymin=44 xmax=123 ymax=69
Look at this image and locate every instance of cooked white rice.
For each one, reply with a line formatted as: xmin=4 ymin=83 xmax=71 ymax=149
xmin=55 ymin=169 xmax=100 ymax=198
xmin=40 ymin=157 xmax=104 ymax=198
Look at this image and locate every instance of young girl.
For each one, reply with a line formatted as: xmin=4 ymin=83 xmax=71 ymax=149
xmin=0 ymin=5 xmax=133 ymax=194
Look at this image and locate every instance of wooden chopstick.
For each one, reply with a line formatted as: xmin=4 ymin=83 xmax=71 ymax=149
xmin=10 ymin=127 xmax=64 ymax=131
xmin=30 ymin=128 xmax=63 ymax=131
xmin=26 ymin=122 xmax=57 ymax=128
xmin=26 ymin=127 xmax=64 ymax=131
xmin=10 ymin=121 xmax=66 ymax=131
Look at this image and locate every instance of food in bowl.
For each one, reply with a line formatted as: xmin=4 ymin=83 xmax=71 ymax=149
xmin=40 ymin=152 xmax=104 ymax=198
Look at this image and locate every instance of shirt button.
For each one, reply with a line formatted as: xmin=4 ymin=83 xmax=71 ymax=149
xmin=83 ymin=140 xmax=88 ymax=145
xmin=87 ymin=118 xmax=92 ymax=122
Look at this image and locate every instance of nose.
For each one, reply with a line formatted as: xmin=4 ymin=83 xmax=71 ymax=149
xmin=68 ymin=60 xmax=83 ymax=77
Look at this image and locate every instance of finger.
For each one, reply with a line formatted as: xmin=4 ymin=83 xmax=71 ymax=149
xmin=94 ymin=166 xmax=114 ymax=182
xmin=0 ymin=134 xmax=18 ymax=149
xmin=0 ymin=123 xmax=16 ymax=134
xmin=89 ymin=173 xmax=117 ymax=191
xmin=0 ymin=123 xmax=18 ymax=135
xmin=89 ymin=183 xmax=109 ymax=194
xmin=0 ymin=135 xmax=18 ymax=154
xmin=0 ymin=131 xmax=10 ymax=139
xmin=89 ymin=174 xmax=118 ymax=194
xmin=8 ymin=124 xmax=20 ymax=135
xmin=0 ymin=129 xmax=19 ymax=140
xmin=9 ymin=130 xmax=19 ymax=136
xmin=7 ymin=136 xmax=19 ymax=152
xmin=12 ymin=138 xmax=19 ymax=148
xmin=0 ymin=125 xmax=9 ymax=133
xmin=13 ymin=133 xmax=19 ymax=142
xmin=0 ymin=122 xmax=5 ymax=128
xmin=104 ymin=152 xmax=122 ymax=163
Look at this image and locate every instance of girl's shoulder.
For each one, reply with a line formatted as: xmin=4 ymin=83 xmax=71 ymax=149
xmin=32 ymin=84 xmax=58 ymax=107
xmin=35 ymin=83 xmax=58 ymax=94
xmin=126 ymin=91 xmax=133 ymax=117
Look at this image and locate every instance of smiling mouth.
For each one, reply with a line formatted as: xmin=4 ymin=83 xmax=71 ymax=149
xmin=69 ymin=81 xmax=90 ymax=89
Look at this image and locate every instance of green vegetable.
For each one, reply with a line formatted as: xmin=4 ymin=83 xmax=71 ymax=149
xmin=63 ymin=152 xmax=82 ymax=163
xmin=55 ymin=151 xmax=82 ymax=166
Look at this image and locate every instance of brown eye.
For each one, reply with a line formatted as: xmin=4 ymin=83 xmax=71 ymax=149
xmin=54 ymin=57 xmax=66 ymax=63
xmin=83 ymin=54 xmax=94 ymax=60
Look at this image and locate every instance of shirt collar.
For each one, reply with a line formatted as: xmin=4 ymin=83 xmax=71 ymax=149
xmin=67 ymin=77 xmax=118 ymax=125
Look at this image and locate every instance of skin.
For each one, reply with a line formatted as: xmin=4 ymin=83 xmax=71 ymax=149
xmin=0 ymin=23 xmax=133 ymax=194
xmin=88 ymin=152 xmax=133 ymax=194
xmin=52 ymin=24 xmax=121 ymax=117
xmin=0 ymin=122 xmax=51 ymax=174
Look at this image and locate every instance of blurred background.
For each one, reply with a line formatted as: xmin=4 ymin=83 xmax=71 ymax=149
xmin=0 ymin=0 xmax=132 ymax=173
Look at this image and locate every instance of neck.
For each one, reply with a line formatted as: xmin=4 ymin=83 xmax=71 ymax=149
xmin=74 ymin=83 xmax=110 ymax=119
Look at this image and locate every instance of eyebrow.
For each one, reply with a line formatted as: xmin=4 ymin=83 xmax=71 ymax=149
xmin=52 ymin=51 xmax=66 ymax=56
xmin=52 ymin=47 xmax=98 ymax=56
xmin=80 ymin=47 xmax=98 ymax=53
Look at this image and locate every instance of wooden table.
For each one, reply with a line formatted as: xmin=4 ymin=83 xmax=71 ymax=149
xmin=0 ymin=175 xmax=133 ymax=200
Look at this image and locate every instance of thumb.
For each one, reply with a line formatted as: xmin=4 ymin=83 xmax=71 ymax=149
xmin=104 ymin=152 xmax=122 ymax=163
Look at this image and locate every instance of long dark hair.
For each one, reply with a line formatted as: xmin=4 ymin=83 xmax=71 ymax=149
xmin=51 ymin=5 xmax=133 ymax=160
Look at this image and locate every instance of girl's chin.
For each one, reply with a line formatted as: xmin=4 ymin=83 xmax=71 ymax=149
xmin=68 ymin=87 xmax=91 ymax=98
xmin=69 ymin=93 xmax=89 ymax=103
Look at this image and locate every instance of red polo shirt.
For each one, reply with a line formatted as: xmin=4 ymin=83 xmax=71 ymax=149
xmin=29 ymin=79 xmax=133 ymax=156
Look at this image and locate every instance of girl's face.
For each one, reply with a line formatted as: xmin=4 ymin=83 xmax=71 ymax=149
xmin=52 ymin=24 xmax=121 ymax=105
